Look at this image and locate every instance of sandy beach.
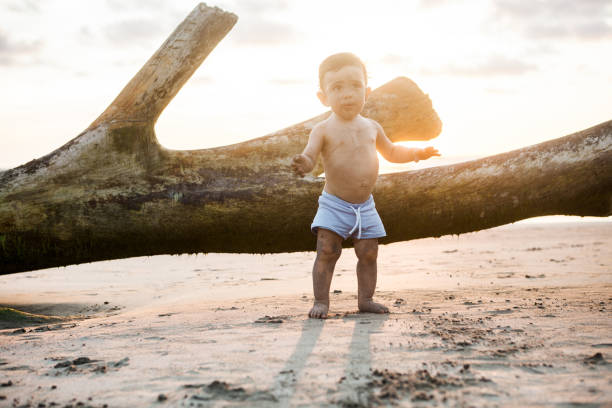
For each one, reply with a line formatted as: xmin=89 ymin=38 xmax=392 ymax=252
xmin=1 ymin=221 xmax=611 ymax=407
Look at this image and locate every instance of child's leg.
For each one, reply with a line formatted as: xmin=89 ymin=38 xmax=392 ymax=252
xmin=354 ymin=238 xmax=389 ymax=314
xmin=309 ymin=228 xmax=343 ymax=319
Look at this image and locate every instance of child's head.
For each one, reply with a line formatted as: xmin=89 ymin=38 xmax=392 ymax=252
xmin=318 ymin=52 xmax=367 ymax=90
xmin=317 ymin=52 xmax=370 ymax=120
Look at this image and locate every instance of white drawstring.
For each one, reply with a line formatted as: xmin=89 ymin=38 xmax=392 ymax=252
xmin=348 ymin=206 xmax=362 ymax=239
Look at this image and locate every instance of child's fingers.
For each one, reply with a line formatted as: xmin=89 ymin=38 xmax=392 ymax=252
xmin=290 ymin=162 xmax=304 ymax=177
xmin=426 ymin=147 xmax=441 ymax=157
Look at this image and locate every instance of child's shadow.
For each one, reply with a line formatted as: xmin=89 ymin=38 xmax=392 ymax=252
xmin=272 ymin=313 xmax=389 ymax=404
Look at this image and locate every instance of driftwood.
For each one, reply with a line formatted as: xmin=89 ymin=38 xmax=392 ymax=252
xmin=0 ymin=4 xmax=610 ymax=275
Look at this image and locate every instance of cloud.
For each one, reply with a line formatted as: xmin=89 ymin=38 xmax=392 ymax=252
xmin=485 ymin=87 xmax=517 ymax=95
xmin=0 ymin=31 xmax=43 ymax=66
xmin=232 ymin=0 xmax=289 ymax=15
xmin=104 ymin=18 xmax=166 ymax=46
xmin=418 ymin=0 xmax=459 ymax=9
xmin=491 ymin=0 xmax=612 ymax=41
xmin=267 ymin=78 xmax=308 ymax=85
xmin=230 ymin=20 xmax=301 ymax=46
xmin=380 ymin=54 xmax=411 ymax=65
xmin=2 ymin=0 xmax=41 ymax=14
xmin=105 ymin=0 xmax=167 ymax=12
xmin=422 ymin=55 xmax=537 ymax=77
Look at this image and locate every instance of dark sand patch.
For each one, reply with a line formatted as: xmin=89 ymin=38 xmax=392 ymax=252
xmin=0 ymin=302 xmax=124 ymax=330
xmin=0 ymin=307 xmax=67 ymax=330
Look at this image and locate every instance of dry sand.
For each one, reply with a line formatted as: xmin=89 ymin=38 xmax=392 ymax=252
xmin=1 ymin=221 xmax=611 ymax=407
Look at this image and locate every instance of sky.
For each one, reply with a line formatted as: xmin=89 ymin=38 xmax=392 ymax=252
xmin=1 ymin=0 xmax=611 ymax=173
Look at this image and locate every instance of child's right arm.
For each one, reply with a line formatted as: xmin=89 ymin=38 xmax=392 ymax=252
xmin=291 ymin=124 xmax=324 ymax=177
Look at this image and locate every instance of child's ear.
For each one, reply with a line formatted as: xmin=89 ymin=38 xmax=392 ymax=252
xmin=317 ymin=90 xmax=329 ymax=106
xmin=365 ymin=86 xmax=372 ymax=100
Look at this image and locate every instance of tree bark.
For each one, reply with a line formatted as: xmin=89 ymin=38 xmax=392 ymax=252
xmin=0 ymin=4 xmax=610 ymax=275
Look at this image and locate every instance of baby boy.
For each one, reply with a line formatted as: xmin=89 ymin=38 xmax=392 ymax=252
xmin=292 ymin=53 xmax=439 ymax=319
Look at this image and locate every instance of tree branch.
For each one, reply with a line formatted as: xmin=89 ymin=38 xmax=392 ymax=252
xmin=1 ymin=4 xmax=609 ymax=275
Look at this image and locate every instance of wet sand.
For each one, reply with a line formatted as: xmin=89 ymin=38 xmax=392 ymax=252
xmin=1 ymin=222 xmax=611 ymax=407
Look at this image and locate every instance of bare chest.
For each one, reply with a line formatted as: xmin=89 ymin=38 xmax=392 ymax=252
xmin=323 ymin=126 xmax=377 ymax=157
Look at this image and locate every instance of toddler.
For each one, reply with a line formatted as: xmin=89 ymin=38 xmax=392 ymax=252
xmin=292 ymin=53 xmax=439 ymax=318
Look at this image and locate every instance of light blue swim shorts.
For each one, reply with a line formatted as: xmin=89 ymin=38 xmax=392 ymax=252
xmin=311 ymin=191 xmax=387 ymax=240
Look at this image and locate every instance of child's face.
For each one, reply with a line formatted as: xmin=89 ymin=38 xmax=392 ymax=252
xmin=318 ymin=64 xmax=371 ymax=121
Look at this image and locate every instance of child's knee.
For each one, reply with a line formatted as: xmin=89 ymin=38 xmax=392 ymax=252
xmin=317 ymin=240 xmax=342 ymax=261
xmin=356 ymin=244 xmax=378 ymax=264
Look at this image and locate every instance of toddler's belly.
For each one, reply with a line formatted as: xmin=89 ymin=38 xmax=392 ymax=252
xmin=324 ymin=163 xmax=379 ymax=204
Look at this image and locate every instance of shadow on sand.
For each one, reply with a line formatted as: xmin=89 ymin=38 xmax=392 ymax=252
xmin=273 ymin=312 xmax=389 ymax=405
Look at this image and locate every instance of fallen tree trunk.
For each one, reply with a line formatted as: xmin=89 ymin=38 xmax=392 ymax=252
xmin=0 ymin=4 xmax=610 ymax=275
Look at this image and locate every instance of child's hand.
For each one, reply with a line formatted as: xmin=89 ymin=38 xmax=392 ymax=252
xmin=417 ymin=146 xmax=440 ymax=161
xmin=291 ymin=154 xmax=313 ymax=177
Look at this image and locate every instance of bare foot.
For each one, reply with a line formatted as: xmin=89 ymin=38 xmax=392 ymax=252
xmin=358 ymin=299 xmax=389 ymax=314
xmin=309 ymin=301 xmax=329 ymax=319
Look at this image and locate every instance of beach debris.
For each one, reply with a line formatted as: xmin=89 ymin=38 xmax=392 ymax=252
xmin=584 ymin=352 xmax=607 ymax=365
xmin=51 ymin=356 xmax=129 ymax=375
xmin=0 ymin=380 xmax=12 ymax=387
xmin=333 ymin=289 xmax=342 ymax=294
xmin=34 ymin=323 xmax=78 ymax=332
xmin=182 ymin=380 xmax=277 ymax=403
xmin=72 ymin=357 xmax=94 ymax=365
xmin=54 ymin=357 xmax=96 ymax=368
xmin=486 ymin=308 xmax=514 ymax=315
xmin=394 ymin=298 xmax=405 ymax=306
xmin=91 ymin=357 xmax=129 ymax=374
xmin=214 ymin=306 xmax=239 ymax=311
xmin=412 ymin=307 xmax=432 ymax=314
xmin=421 ymin=313 xmax=531 ymax=352
xmin=110 ymin=357 xmax=130 ymax=368
xmin=254 ymin=315 xmax=286 ymax=324
xmin=336 ymin=368 xmax=494 ymax=405
xmin=157 ymin=393 xmax=168 ymax=402
xmin=525 ymin=274 xmax=546 ymax=279
xmin=491 ymin=347 xmax=522 ymax=357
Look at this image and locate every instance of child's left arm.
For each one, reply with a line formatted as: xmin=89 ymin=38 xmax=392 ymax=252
xmin=373 ymin=120 xmax=440 ymax=163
